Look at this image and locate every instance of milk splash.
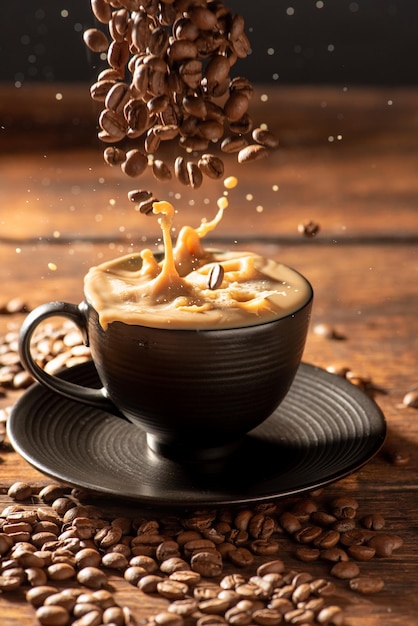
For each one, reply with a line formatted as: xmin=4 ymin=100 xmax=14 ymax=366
xmin=84 ymin=194 xmax=311 ymax=330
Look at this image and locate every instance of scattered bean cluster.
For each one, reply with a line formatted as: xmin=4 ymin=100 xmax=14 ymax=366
xmin=0 ymin=481 xmax=407 ymax=625
xmin=279 ymin=495 xmax=402 ymax=592
xmin=0 ymin=318 xmax=90 ymax=397
xmin=84 ymin=0 xmax=278 ymax=208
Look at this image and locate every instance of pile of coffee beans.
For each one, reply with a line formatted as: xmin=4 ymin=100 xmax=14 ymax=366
xmin=1 ymin=484 xmax=346 ymax=625
xmin=84 ymin=0 xmax=278 ymax=206
xmin=0 ymin=480 xmax=406 ymax=624
xmin=0 ymin=319 xmax=90 ymax=399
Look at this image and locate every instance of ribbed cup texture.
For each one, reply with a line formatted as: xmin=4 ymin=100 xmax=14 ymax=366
xmin=88 ymin=295 xmax=313 ymax=456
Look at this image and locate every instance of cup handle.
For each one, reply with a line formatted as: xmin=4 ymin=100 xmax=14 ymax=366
xmin=19 ymin=301 xmax=116 ymax=412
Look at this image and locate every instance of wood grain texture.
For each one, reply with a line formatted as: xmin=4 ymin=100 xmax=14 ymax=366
xmin=0 ymin=86 xmax=417 ymax=625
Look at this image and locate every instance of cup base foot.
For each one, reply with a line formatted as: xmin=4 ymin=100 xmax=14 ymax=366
xmin=146 ymin=433 xmax=241 ymax=464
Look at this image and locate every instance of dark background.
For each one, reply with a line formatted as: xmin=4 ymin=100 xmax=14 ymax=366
xmin=1 ymin=0 xmax=417 ymax=85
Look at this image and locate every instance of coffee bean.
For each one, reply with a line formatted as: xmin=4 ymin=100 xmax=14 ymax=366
xmin=124 ymin=99 xmax=150 ymax=135
xmin=191 ymin=551 xmax=223 ymax=577
xmin=349 ymin=576 xmax=385 ymax=594
xmin=367 ymin=533 xmax=403 ymax=557
xmin=340 ymin=528 xmax=371 ymax=547
xmin=205 ymin=54 xmax=231 ymax=91
xmin=228 ymin=547 xmax=254 ymax=568
xmin=207 ymin=264 xmax=224 ymax=290
xmin=319 ymin=548 xmax=349 ymax=563
xmin=294 ymin=526 xmax=323 ymax=544
xmin=8 ymin=482 xmax=33 ymax=501
xmin=121 ymin=149 xmax=148 ymax=177
xmin=77 ymin=566 xmax=107 ymax=589
xmin=187 ymin=161 xmax=203 ymax=189
xmin=284 ymin=608 xmax=315 ymax=624
xmin=83 ymin=28 xmax=109 ymax=53
xmin=39 ymin=485 xmax=70 ymax=503
xmin=252 ymin=128 xmax=279 ymax=149
xmin=330 ymin=561 xmax=360 ymax=580
xmin=138 ymin=196 xmax=159 ymax=215
xmin=138 ymin=574 xmax=165 ymax=593
xmin=361 ymin=513 xmax=385 ymax=530
xmin=279 ymin=512 xmax=302 ymax=535
xmin=103 ymin=146 xmax=126 ymax=166
xmin=198 ymin=154 xmax=224 ymax=179
xmin=316 ymin=605 xmax=345 ymax=625
xmin=256 ymin=560 xmax=285 ymax=576
xmin=402 ymin=390 xmax=418 ymax=407
xmin=229 ymin=113 xmax=253 ymax=135
xmin=313 ymin=530 xmax=340 ymax=549
xmin=105 ymin=82 xmax=131 ymax=113
xmin=157 ymin=579 xmax=189 ymax=600
xmin=152 ymin=159 xmax=172 ymax=182
xmin=26 ymin=586 xmax=60 ymax=608
xmin=329 ymin=496 xmax=359 ymax=519
xmin=128 ymin=189 xmax=152 ymax=204
xmin=298 ymin=220 xmax=320 ymax=238
xmin=295 ymin=547 xmax=320 ymax=562
xmin=225 ymin=600 xmax=254 ymax=625
xmin=36 ymin=605 xmax=70 ymax=626
xmin=386 ymin=447 xmax=410 ymax=465
xmin=174 ymin=156 xmax=189 ymax=186
xmin=238 ymin=144 xmax=269 ymax=164
xmin=331 ymin=518 xmax=356 ymax=533
xmin=91 ymin=79 xmax=116 ymax=102
xmin=347 ymin=545 xmax=376 ymax=561
xmin=101 ymin=551 xmax=129 ymax=570
xmin=309 ymin=579 xmax=336 ymax=596
xmin=220 ymin=135 xmax=248 ymax=153
xmin=99 ymin=108 xmax=127 ymax=141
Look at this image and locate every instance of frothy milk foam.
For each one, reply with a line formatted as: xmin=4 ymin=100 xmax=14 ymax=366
xmin=84 ymin=199 xmax=311 ymax=330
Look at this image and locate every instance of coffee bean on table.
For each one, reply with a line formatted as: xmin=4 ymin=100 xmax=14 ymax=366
xmin=386 ymin=447 xmax=410 ymax=465
xmin=316 ymin=605 xmax=345 ymax=625
xmin=349 ymin=576 xmax=385 ymax=594
xmin=190 ymin=551 xmax=223 ymax=577
xmin=330 ymin=561 xmax=360 ymax=580
xmin=347 ymin=545 xmax=376 ymax=561
xmin=7 ymin=482 xmax=33 ymax=501
xmin=367 ymin=533 xmax=403 ymax=557
xmin=35 ymin=605 xmax=70 ymax=626
xmin=402 ymin=390 xmax=418 ymax=407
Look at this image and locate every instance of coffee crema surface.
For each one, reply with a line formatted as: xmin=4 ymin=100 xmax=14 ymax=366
xmin=84 ymin=201 xmax=311 ymax=330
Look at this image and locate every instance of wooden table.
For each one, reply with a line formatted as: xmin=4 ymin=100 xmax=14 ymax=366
xmin=0 ymin=84 xmax=417 ymax=625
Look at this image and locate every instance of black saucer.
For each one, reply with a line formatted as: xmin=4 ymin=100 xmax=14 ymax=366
xmin=7 ymin=362 xmax=386 ymax=506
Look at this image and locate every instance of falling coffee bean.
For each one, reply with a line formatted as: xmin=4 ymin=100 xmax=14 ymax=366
xmin=208 ymin=264 xmax=224 ymax=290
xmin=298 ymin=221 xmax=320 ymax=238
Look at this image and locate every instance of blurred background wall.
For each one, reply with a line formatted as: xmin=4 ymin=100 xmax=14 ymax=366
xmin=1 ymin=0 xmax=417 ymax=86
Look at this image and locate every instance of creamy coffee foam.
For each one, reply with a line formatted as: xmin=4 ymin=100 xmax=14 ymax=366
xmin=84 ymin=201 xmax=311 ymax=330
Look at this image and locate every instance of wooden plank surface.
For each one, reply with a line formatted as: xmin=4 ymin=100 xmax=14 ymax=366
xmin=0 ymin=86 xmax=417 ymax=625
